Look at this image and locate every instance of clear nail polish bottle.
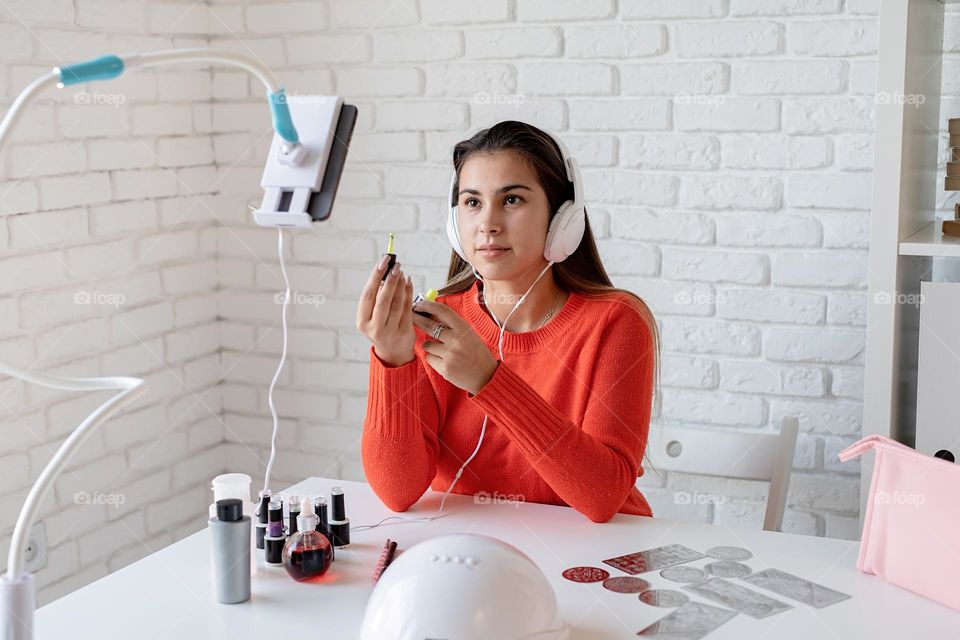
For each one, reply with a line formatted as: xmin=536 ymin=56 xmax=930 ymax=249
xmin=282 ymin=497 xmax=333 ymax=581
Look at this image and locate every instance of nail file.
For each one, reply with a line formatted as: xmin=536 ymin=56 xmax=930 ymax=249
xmin=685 ymin=577 xmax=792 ymax=619
xmin=741 ymin=568 xmax=852 ymax=608
xmin=660 ymin=566 xmax=707 ymax=583
xmin=637 ymin=601 xmax=737 ymax=639
xmin=603 ymin=544 xmax=705 ymax=575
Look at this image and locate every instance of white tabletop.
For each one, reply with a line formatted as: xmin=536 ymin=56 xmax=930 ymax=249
xmin=38 ymin=477 xmax=960 ymax=638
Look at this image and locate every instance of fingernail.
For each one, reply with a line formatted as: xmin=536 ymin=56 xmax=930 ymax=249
xmin=390 ymin=264 xmax=401 ymax=278
xmin=378 ymin=254 xmax=390 ymax=269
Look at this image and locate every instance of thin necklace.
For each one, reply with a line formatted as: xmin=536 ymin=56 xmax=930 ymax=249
xmin=537 ymin=290 xmax=563 ymax=329
xmin=481 ymin=287 xmax=564 ymax=331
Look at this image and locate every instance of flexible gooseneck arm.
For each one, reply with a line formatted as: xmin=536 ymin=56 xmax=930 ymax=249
xmin=0 ymin=48 xmax=300 ymax=151
xmin=1 ymin=366 xmax=146 ymax=581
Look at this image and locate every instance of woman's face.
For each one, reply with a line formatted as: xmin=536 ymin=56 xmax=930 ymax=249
xmin=456 ymin=150 xmax=552 ymax=283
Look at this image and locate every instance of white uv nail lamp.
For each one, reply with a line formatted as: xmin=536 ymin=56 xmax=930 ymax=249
xmin=0 ymin=49 xmax=357 ymax=640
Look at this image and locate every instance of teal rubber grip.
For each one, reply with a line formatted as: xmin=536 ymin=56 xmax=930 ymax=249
xmin=268 ymin=89 xmax=299 ymax=144
xmin=57 ymin=55 xmax=124 ymax=86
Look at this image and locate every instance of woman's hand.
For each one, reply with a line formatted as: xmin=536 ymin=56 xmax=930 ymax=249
xmin=412 ymin=298 xmax=499 ymax=395
xmin=356 ymin=256 xmax=415 ymax=367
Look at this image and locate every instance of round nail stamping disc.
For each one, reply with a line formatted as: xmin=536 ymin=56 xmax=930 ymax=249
xmin=705 ymin=546 xmax=753 ymax=561
xmin=660 ymin=565 xmax=707 ymax=583
xmin=602 ymin=576 xmax=650 ymax=594
xmin=705 ymin=561 xmax=752 ymax=579
xmin=562 ymin=566 xmax=610 ymax=583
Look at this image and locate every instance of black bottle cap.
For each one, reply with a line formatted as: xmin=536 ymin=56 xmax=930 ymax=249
xmin=257 ymin=491 xmax=271 ymax=524
xmin=331 ymin=487 xmax=346 ymax=521
xmin=216 ymin=498 xmax=243 ymax=522
xmin=268 ymin=502 xmax=283 ymax=523
xmin=935 ymin=449 xmax=956 ymax=463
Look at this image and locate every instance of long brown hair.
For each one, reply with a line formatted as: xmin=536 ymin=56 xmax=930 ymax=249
xmin=440 ymin=120 xmax=661 ymax=423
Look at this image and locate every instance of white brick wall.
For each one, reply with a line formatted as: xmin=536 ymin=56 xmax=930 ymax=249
xmin=2 ymin=0 xmax=932 ymax=607
xmin=209 ymin=0 xmax=888 ymax=545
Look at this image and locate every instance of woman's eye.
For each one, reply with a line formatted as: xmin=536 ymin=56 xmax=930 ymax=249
xmin=464 ymin=198 xmax=480 ymax=208
xmin=505 ymin=195 xmax=523 ymax=205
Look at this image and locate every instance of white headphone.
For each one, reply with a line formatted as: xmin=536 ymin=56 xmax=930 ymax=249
xmin=446 ymin=130 xmax=586 ymax=269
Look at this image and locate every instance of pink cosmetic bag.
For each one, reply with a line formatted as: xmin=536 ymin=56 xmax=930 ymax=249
xmin=839 ymin=435 xmax=960 ymax=611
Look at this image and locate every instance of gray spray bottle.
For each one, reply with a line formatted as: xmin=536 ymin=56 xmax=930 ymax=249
xmin=209 ymin=498 xmax=251 ymax=604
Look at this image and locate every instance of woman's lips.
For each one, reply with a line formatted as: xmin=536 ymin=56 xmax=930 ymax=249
xmin=477 ymin=248 xmax=510 ymax=260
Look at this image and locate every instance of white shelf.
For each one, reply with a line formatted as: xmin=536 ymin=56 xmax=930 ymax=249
xmin=864 ymin=0 xmax=948 ymax=528
xmin=898 ymin=221 xmax=960 ymax=257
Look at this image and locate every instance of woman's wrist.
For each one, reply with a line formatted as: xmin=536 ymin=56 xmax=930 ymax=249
xmin=374 ymin=346 xmax=415 ymax=368
xmin=470 ymin=359 xmax=500 ymax=396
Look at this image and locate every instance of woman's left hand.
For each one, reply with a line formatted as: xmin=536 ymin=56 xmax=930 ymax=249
xmin=412 ymin=299 xmax=499 ymax=395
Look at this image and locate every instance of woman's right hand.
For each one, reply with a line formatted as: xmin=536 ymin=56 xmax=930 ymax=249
xmin=356 ymin=255 xmax=415 ymax=367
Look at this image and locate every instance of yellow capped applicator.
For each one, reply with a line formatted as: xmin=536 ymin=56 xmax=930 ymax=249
xmin=413 ymin=288 xmax=438 ymax=317
xmin=381 ymin=232 xmax=396 ymax=283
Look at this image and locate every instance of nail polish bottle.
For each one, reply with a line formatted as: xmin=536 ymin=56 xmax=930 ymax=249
xmin=255 ymin=489 xmax=271 ymax=550
xmin=263 ymin=500 xmax=286 ymax=565
xmin=413 ymin=288 xmax=439 ymax=317
xmin=314 ymin=496 xmax=334 ymax=562
xmin=287 ymin=494 xmax=301 ymax=536
xmin=381 ymin=232 xmax=396 ymax=283
xmin=329 ymin=486 xmax=351 ymax=548
xmin=282 ymin=497 xmax=333 ymax=581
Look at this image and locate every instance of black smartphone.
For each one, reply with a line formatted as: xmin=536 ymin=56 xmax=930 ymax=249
xmin=307 ymin=103 xmax=358 ymax=222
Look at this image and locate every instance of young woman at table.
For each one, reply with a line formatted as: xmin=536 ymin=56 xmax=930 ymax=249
xmin=356 ymin=121 xmax=659 ymax=523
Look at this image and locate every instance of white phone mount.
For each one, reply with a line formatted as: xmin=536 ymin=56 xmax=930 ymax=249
xmin=254 ymin=95 xmax=343 ymax=228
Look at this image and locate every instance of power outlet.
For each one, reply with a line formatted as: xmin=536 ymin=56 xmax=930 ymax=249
xmin=23 ymin=522 xmax=47 ymax=573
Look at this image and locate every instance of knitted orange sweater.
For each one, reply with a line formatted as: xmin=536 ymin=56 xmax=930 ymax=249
xmin=361 ymin=280 xmax=655 ymax=523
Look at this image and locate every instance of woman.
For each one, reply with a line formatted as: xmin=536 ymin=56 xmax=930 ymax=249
xmin=356 ymin=121 xmax=659 ymax=522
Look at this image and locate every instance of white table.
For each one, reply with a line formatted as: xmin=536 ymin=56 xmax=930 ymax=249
xmin=38 ymin=477 xmax=960 ymax=638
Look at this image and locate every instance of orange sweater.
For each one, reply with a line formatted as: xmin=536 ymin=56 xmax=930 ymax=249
xmin=361 ymin=280 xmax=655 ymax=523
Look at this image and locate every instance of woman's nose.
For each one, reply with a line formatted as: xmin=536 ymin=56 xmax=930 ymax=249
xmin=478 ymin=210 xmax=502 ymax=234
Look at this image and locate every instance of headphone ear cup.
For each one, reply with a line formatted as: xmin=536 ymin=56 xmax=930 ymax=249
xmin=446 ymin=205 xmax=468 ymax=261
xmin=544 ymin=201 xmax=585 ymax=263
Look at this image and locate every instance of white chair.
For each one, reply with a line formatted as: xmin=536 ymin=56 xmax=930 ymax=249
xmin=643 ymin=416 xmax=800 ymax=532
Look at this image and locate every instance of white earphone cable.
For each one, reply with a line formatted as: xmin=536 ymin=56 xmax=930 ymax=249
xmin=354 ymin=261 xmax=555 ymax=532
xmin=261 ymin=227 xmax=291 ymax=495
